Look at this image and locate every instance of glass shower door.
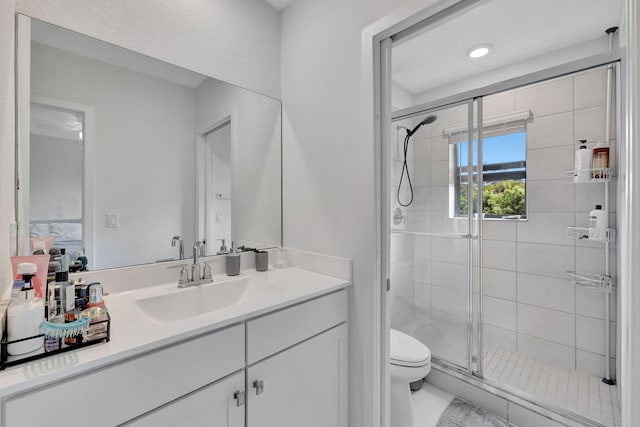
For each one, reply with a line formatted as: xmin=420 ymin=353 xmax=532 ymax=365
xmin=389 ymin=100 xmax=480 ymax=372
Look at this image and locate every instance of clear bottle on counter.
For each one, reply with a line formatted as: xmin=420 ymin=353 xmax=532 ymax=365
xmin=56 ymin=271 xmax=75 ymax=314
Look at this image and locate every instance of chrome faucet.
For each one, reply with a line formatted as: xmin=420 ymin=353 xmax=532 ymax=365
xmin=177 ymin=240 xmax=213 ymax=288
xmin=171 ymin=236 xmax=184 ymax=260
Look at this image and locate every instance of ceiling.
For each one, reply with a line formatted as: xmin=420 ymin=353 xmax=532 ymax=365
xmin=264 ymin=0 xmax=295 ymax=11
xmin=392 ymin=0 xmax=624 ymax=96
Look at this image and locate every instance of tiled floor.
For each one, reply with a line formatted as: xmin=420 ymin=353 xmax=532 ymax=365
xmin=411 ymin=383 xmax=455 ymax=427
xmin=484 ymin=344 xmax=621 ymax=427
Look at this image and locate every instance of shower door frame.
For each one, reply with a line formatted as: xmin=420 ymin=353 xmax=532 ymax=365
xmin=374 ymin=3 xmax=626 ymax=426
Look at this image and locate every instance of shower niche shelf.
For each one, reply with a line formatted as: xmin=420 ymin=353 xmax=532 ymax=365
xmin=567 ymin=226 xmax=615 ymax=242
xmin=567 ymin=271 xmax=613 ymax=294
xmin=565 ymin=167 xmax=614 ymax=183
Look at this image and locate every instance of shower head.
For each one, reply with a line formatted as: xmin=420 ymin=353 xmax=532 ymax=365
xmin=407 ymin=114 xmax=437 ymax=137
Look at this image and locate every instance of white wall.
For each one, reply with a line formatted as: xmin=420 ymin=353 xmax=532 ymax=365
xmin=16 ymin=0 xmax=281 ymax=99
xmin=280 ymin=1 xmax=430 ymax=426
xmin=31 ymin=42 xmax=197 ymax=269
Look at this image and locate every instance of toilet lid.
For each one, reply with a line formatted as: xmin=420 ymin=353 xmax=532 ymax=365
xmin=390 ymin=329 xmax=431 ymax=367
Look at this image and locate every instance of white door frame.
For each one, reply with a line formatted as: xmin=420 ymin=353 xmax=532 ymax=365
xmin=620 ymin=1 xmax=640 ymax=425
xmin=364 ymin=0 xmax=640 ymax=426
xmin=196 ymin=115 xmax=234 ymax=249
xmin=362 ymin=2 xmax=475 ymax=425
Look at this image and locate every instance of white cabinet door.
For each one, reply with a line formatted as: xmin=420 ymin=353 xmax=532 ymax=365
xmin=5 ymin=324 xmax=245 ymax=427
xmin=247 ymin=324 xmax=348 ymax=427
xmin=122 ymin=371 xmax=245 ymax=427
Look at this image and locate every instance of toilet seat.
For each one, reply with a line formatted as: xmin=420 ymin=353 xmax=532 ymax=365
xmin=390 ymin=329 xmax=430 ymax=367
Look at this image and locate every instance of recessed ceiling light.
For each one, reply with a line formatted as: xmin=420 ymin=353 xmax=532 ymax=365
xmin=467 ymin=44 xmax=492 ymax=59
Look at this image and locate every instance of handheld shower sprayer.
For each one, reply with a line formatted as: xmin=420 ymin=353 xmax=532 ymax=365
xmin=397 ymin=114 xmax=438 ymax=207
xmin=407 ymin=114 xmax=437 ymax=137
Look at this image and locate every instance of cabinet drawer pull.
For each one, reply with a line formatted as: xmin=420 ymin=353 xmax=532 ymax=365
xmin=234 ymin=390 xmax=245 ymax=407
xmin=253 ymin=380 xmax=264 ymax=395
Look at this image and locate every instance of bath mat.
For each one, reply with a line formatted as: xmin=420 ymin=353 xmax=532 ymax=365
xmin=435 ymin=398 xmax=515 ymax=427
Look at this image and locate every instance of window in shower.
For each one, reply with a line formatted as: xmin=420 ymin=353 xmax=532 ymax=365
xmin=451 ymin=124 xmax=527 ymax=219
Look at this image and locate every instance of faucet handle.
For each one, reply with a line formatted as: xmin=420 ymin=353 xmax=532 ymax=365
xmin=192 ymin=263 xmax=201 ymax=281
xmin=178 ymin=266 xmax=190 ymax=284
xmin=203 ymin=263 xmax=212 ymax=280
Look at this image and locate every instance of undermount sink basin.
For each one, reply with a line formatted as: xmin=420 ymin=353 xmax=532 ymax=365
xmin=135 ymin=276 xmax=284 ymax=323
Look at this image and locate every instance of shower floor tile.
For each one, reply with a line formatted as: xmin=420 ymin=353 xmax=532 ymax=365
xmin=484 ymin=344 xmax=621 ymax=427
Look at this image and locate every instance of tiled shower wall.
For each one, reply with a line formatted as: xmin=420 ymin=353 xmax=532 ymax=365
xmin=390 ymin=65 xmax=617 ymax=378
xmin=482 ymin=66 xmax=617 ymax=378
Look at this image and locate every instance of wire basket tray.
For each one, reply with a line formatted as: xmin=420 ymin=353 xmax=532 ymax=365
xmin=566 ymin=168 xmax=614 ymax=183
xmin=0 ymin=313 xmax=110 ymax=370
xmin=567 ymin=226 xmax=615 ymax=242
xmin=567 ymin=271 xmax=613 ymax=293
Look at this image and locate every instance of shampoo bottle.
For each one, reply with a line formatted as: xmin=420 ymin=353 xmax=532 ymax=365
xmin=589 ymin=205 xmax=609 ymax=240
xmin=7 ymin=284 xmax=44 ymax=355
xmin=574 ymin=140 xmax=592 ymax=182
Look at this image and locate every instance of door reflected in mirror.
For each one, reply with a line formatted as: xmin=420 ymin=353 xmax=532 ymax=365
xmin=203 ymin=121 xmax=232 ymax=254
xmin=30 ymin=104 xmax=85 ymax=259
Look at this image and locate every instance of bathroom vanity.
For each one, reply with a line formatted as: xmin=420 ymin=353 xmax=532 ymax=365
xmin=0 ymin=267 xmax=350 ymax=427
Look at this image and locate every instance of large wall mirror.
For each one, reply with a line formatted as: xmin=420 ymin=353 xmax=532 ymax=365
xmin=16 ymin=16 xmax=282 ymax=270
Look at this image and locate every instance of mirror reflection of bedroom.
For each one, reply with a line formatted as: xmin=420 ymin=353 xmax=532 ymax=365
xmin=29 ymin=104 xmax=84 ymax=259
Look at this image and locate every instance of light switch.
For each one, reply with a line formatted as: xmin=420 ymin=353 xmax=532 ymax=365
xmin=106 ymin=213 xmax=119 ymax=228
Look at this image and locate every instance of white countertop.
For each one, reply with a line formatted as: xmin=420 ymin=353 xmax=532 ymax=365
xmin=0 ymin=267 xmax=351 ymax=398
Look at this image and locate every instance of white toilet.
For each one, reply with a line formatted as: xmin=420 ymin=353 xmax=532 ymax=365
xmin=390 ymin=329 xmax=431 ymax=427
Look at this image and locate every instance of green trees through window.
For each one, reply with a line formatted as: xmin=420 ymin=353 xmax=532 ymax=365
xmin=454 ymin=130 xmax=526 ymax=218
xmin=459 ymin=180 xmax=526 ymax=217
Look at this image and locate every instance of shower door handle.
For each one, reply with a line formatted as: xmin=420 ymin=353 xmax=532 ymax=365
xmin=386 ymin=278 xmax=390 ymax=291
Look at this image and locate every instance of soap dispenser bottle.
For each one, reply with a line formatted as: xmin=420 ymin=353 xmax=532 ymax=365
xmin=217 ymin=239 xmax=228 ymax=255
xmin=226 ymin=242 xmax=241 ymax=276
